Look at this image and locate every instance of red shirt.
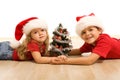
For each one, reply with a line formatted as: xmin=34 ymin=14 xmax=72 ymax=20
xmin=12 ymin=40 xmax=46 ymax=60
xmin=80 ymin=34 xmax=120 ymax=59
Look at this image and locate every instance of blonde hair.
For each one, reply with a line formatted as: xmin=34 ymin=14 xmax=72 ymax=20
xmin=16 ymin=29 xmax=49 ymax=60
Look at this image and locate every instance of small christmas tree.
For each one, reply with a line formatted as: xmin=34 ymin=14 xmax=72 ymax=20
xmin=49 ymin=23 xmax=73 ymax=56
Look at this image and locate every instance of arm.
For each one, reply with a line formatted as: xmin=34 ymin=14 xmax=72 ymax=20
xmin=69 ymin=48 xmax=82 ymax=55
xmin=52 ymin=53 xmax=100 ymax=65
xmin=31 ymin=51 xmax=57 ymax=64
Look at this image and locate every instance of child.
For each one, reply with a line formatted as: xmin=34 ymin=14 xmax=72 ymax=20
xmin=0 ymin=17 xmax=58 ymax=64
xmin=51 ymin=13 xmax=120 ymax=65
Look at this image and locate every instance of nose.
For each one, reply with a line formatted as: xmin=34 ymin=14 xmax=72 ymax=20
xmin=85 ymin=31 xmax=90 ymax=35
xmin=38 ymin=31 xmax=43 ymax=35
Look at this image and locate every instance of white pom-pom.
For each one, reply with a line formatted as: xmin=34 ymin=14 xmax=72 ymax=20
xmin=9 ymin=39 xmax=21 ymax=49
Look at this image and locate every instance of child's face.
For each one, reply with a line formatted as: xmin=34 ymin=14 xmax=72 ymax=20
xmin=30 ymin=28 xmax=47 ymax=43
xmin=80 ymin=26 xmax=102 ymax=44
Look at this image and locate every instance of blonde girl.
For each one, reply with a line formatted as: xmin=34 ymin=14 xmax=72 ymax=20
xmin=0 ymin=17 xmax=58 ymax=64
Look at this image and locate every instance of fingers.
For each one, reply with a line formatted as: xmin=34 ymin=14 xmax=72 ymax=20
xmin=50 ymin=55 xmax=67 ymax=64
xmin=50 ymin=57 xmax=61 ymax=64
xmin=58 ymin=55 xmax=67 ymax=61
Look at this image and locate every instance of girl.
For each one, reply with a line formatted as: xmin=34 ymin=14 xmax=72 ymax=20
xmin=51 ymin=13 xmax=120 ymax=65
xmin=0 ymin=17 xmax=58 ymax=64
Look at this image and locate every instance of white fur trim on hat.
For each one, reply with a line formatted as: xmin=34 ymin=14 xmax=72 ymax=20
xmin=9 ymin=39 xmax=21 ymax=49
xmin=23 ymin=19 xmax=48 ymax=35
xmin=76 ymin=16 xmax=103 ymax=35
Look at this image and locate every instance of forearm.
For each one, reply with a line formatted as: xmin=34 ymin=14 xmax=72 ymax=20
xmin=64 ymin=53 xmax=100 ymax=65
xmin=34 ymin=57 xmax=52 ymax=64
xmin=64 ymin=57 xmax=93 ymax=65
xmin=69 ymin=48 xmax=81 ymax=55
xmin=31 ymin=51 xmax=52 ymax=64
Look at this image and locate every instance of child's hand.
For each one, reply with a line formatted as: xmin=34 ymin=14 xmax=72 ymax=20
xmin=58 ymin=55 xmax=67 ymax=61
xmin=51 ymin=55 xmax=67 ymax=64
xmin=50 ymin=57 xmax=60 ymax=64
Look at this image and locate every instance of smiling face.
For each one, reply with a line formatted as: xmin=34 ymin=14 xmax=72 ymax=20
xmin=80 ymin=26 xmax=103 ymax=45
xmin=30 ymin=28 xmax=47 ymax=43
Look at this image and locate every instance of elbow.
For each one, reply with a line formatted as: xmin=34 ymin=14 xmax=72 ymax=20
xmin=85 ymin=55 xmax=99 ymax=65
xmin=34 ymin=59 xmax=41 ymax=64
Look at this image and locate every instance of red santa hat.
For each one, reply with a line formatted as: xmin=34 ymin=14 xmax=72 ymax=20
xmin=76 ymin=13 xmax=103 ymax=35
xmin=15 ymin=17 xmax=48 ymax=40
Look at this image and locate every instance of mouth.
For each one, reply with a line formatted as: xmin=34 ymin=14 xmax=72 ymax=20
xmin=85 ymin=36 xmax=95 ymax=43
xmin=39 ymin=35 xmax=45 ymax=39
xmin=85 ymin=36 xmax=93 ymax=40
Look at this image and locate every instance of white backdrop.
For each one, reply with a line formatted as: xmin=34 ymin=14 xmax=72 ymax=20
xmin=0 ymin=0 xmax=120 ymax=38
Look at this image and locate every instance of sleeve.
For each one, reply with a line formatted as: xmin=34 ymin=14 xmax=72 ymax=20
xmin=92 ymin=36 xmax=112 ymax=58
xmin=27 ymin=42 xmax=40 ymax=52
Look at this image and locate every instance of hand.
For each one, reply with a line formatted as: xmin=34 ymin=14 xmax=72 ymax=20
xmin=58 ymin=55 xmax=67 ymax=61
xmin=50 ymin=57 xmax=60 ymax=64
xmin=51 ymin=55 xmax=67 ymax=64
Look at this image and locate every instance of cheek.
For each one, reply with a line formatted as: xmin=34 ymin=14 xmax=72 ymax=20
xmin=31 ymin=34 xmax=37 ymax=39
xmin=80 ymin=36 xmax=85 ymax=40
xmin=80 ymin=34 xmax=85 ymax=39
xmin=31 ymin=34 xmax=34 ymax=38
xmin=31 ymin=35 xmax=36 ymax=40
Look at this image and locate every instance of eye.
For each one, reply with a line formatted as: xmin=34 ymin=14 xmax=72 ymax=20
xmin=33 ymin=31 xmax=38 ymax=34
xmin=41 ymin=29 xmax=45 ymax=32
xmin=81 ymin=31 xmax=86 ymax=35
xmin=88 ymin=28 xmax=93 ymax=32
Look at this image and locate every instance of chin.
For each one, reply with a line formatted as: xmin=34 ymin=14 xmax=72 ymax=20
xmin=40 ymin=39 xmax=46 ymax=42
xmin=86 ymin=41 xmax=95 ymax=44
